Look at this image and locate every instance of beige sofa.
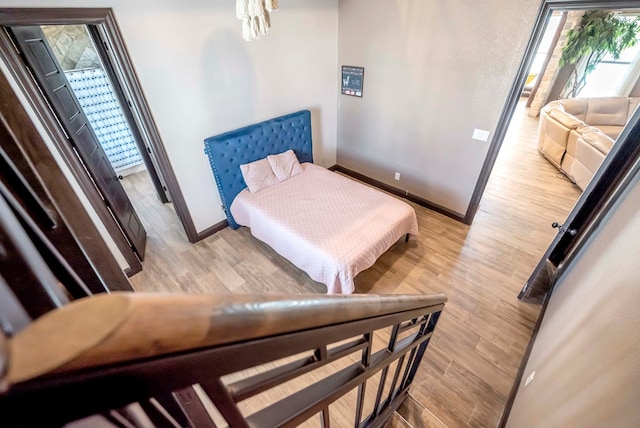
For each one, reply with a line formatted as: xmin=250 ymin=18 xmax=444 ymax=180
xmin=538 ymin=96 xmax=639 ymax=190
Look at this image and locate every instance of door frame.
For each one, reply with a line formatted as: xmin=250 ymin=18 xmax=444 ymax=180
xmin=86 ymin=23 xmax=170 ymax=206
xmin=0 ymin=69 xmax=132 ymax=292
xmin=465 ymin=0 xmax=640 ymax=225
xmin=464 ymin=0 xmax=640 ymax=294
xmin=9 ymin=24 xmax=150 ymax=261
xmin=495 ymin=1 xmax=640 ymax=423
xmin=0 ymin=8 xmax=204 ymax=273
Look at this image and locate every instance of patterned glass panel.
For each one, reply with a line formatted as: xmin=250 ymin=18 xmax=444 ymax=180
xmin=66 ymin=68 xmax=143 ymax=170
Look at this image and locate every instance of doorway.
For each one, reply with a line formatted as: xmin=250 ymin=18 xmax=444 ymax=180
xmin=471 ymin=1 xmax=640 ymax=301
xmin=0 ymin=8 xmax=201 ymax=277
xmin=41 ymin=24 xmax=165 ymax=198
xmin=9 ymin=24 xmax=150 ymax=264
xmin=467 ymin=2 xmax=640 ymax=221
xmin=34 ymin=23 xmax=185 ymax=267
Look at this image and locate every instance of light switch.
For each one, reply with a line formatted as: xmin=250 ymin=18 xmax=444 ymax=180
xmin=472 ymin=129 xmax=490 ymax=142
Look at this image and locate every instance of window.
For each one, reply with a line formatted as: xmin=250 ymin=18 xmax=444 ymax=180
xmin=580 ymin=14 xmax=640 ymax=97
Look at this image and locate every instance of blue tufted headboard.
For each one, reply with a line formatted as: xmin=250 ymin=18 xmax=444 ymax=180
xmin=203 ymin=110 xmax=313 ymax=229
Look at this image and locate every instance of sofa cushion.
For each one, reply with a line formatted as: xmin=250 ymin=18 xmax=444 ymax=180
xmin=557 ymin=98 xmax=588 ymax=120
xmin=549 ymin=109 xmax=584 ymax=129
xmin=540 ymin=117 xmax=571 ymax=168
xmin=596 ymin=125 xmax=625 ymax=140
xmin=571 ymin=154 xmax=597 ymax=191
xmin=584 ymin=97 xmax=630 ymax=127
xmin=572 ymin=135 xmax=611 ymax=190
xmin=580 ymin=131 xmax=614 ymax=156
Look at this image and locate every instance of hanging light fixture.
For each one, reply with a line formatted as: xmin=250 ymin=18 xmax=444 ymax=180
xmin=236 ymin=0 xmax=279 ymax=41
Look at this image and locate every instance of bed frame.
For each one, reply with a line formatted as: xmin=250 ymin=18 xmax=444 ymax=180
xmin=204 ymin=110 xmax=313 ymax=229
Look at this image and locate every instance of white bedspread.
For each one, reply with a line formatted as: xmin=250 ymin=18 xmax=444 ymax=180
xmin=230 ymin=163 xmax=419 ymax=294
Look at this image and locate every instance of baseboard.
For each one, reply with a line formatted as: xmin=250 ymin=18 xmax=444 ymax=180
xmin=333 ymin=165 xmax=465 ymax=223
xmin=123 ymin=265 xmax=140 ymax=278
xmin=498 ymin=274 xmax=556 ymax=427
xmin=195 ymin=219 xmax=228 ymax=242
xmin=193 ymin=166 xmax=463 ymax=242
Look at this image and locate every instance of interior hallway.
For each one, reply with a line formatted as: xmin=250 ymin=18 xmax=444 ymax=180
xmin=125 ymin=98 xmax=582 ymax=426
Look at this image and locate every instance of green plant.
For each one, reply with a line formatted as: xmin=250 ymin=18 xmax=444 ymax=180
xmin=560 ymin=10 xmax=640 ymax=98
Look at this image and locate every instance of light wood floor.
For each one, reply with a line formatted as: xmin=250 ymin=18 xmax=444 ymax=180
xmin=125 ymin=99 xmax=582 ymax=427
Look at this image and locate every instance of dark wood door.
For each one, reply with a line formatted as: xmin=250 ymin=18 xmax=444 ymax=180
xmin=9 ymin=26 xmax=146 ymax=260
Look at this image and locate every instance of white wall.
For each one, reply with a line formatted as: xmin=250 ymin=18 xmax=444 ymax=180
xmin=0 ymin=0 xmax=339 ymax=232
xmin=507 ymin=172 xmax=640 ymax=426
xmin=337 ymin=0 xmax=540 ymax=214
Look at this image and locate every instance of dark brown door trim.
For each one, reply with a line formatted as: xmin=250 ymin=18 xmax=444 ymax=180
xmin=96 ymin=14 xmax=201 ymax=241
xmin=0 ymin=26 xmax=140 ymax=274
xmin=87 ymin=25 xmax=169 ymax=205
xmin=0 ymin=8 xmax=202 ymax=248
xmin=0 ymin=8 xmax=109 ymax=26
xmin=0 ymin=69 xmax=133 ymax=292
xmin=9 ymin=25 xmax=148 ymax=260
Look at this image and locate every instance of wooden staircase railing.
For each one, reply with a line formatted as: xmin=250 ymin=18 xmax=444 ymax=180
xmin=0 ymin=152 xmax=446 ymax=427
xmin=0 ymin=292 xmax=446 ymax=427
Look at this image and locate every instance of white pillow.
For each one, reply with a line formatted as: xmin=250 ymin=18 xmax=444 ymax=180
xmin=239 ymin=157 xmax=280 ymax=193
xmin=267 ymin=150 xmax=304 ymax=182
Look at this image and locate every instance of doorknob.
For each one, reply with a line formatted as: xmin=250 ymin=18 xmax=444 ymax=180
xmin=115 ymin=175 xmax=124 ymax=181
xmin=552 ymin=222 xmax=577 ymax=236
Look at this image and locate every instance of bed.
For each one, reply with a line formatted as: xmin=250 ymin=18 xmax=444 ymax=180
xmin=204 ymin=110 xmax=418 ymax=294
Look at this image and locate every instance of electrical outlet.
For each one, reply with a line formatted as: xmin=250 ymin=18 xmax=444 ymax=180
xmin=472 ymin=128 xmax=490 ymax=142
xmin=525 ymin=371 xmax=535 ymax=387
xmin=394 ymin=172 xmax=401 ymax=181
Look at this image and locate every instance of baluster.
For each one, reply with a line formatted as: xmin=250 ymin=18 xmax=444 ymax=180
xmin=172 ymin=386 xmax=217 ymax=428
xmin=200 ymin=378 xmax=249 ymax=428
xmin=354 ymin=332 xmax=372 ymax=427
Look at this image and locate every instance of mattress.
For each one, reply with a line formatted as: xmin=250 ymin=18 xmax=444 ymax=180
xmin=231 ymin=163 xmax=419 ymax=294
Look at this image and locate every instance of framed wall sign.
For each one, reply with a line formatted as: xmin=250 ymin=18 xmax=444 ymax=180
xmin=341 ymin=66 xmax=364 ymax=97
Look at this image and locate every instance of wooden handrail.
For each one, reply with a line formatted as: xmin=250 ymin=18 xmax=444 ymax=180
xmin=7 ymin=292 xmax=446 ymax=386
